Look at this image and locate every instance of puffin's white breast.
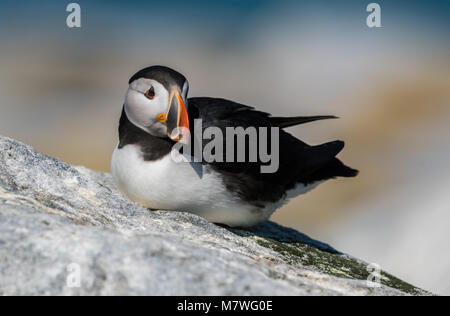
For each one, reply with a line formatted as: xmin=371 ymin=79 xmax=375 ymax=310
xmin=110 ymin=144 xmax=275 ymax=226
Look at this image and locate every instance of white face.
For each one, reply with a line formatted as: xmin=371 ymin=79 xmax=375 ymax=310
xmin=124 ymin=78 xmax=170 ymax=137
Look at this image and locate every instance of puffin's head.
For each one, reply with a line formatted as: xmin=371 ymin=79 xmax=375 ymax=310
xmin=124 ymin=65 xmax=190 ymax=142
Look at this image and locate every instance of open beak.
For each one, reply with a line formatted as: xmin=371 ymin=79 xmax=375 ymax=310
xmin=166 ymin=90 xmax=190 ymax=143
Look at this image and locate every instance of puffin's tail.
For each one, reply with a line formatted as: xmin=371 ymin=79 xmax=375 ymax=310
xmin=298 ymin=140 xmax=359 ymax=184
xmin=321 ymin=158 xmax=358 ymax=177
xmin=304 ymin=158 xmax=359 ymax=184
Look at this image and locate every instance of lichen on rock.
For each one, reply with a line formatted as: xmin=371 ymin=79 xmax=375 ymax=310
xmin=0 ymin=136 xmax=431 ymax=295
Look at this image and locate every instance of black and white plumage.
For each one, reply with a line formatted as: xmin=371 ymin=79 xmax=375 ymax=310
xmin=111 ymin=66 xmax=358 ymax=227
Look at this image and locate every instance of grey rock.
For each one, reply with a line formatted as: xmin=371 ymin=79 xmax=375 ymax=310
xmin=0 ymin=135 xmax=430 ymax=296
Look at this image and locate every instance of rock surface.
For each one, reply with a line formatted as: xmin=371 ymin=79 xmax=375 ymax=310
xmin=0 ymin=135 xmax=430 ymax=296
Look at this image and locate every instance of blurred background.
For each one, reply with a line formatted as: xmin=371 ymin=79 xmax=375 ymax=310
xmin=0 ymin=0 xmax=449 ymax=294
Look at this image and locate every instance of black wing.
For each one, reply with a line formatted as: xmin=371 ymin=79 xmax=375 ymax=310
xmin=187 ymin=97 xmax=358 ymax=204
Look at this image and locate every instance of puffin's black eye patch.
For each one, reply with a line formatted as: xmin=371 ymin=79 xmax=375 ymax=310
xmin=145 ymin=86 xmax=155 ymax=99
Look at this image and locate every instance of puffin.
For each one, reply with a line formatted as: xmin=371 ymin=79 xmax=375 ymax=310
xmin=111 ymin=65 xmax=358 ymax=227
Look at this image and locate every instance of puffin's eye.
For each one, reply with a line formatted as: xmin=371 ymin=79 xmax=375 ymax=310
xmin=145 ymin=86 xmax=155 ymax=99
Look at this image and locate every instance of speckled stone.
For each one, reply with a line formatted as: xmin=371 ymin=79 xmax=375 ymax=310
xmin=0 ymin=136 xmax=430 ymax=296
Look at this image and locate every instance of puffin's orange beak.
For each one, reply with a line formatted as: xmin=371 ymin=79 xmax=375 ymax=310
xmin=166 ymin=90 xmax=190 ymax=143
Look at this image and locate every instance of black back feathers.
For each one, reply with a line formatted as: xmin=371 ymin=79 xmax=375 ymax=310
xmin=186 ymin=97 xmax=358 ymax=203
